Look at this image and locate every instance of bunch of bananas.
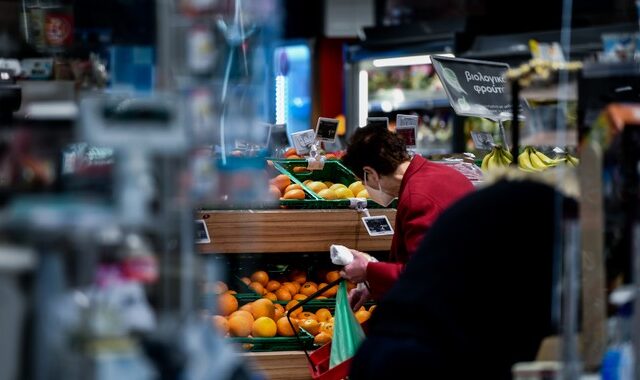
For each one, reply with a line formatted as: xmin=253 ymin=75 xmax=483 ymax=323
xmin=518 ymin=146 xmax=557 ymax=172
xmin=481 ymin=145 xmax=513 ymax=171
xmin=554 ymin=152 xmax=580 ymax=168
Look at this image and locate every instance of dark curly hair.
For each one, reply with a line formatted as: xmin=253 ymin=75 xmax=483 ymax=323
xmin=342 ymin=125 xmax=410 ymax=179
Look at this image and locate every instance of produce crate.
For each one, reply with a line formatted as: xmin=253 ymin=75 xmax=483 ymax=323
xmin=271 ymin=159 xmax=391 ymax=209
xmin=228 ymin=328 xmax=315 ymax=352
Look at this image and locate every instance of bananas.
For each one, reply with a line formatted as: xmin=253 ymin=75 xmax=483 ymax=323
xmin=481 ymin=145 xmax=512 ymax=172
xmin=554 ymin=152 xmax=580 ymax=167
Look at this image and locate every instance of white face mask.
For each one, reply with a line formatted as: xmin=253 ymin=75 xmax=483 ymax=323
xmin=364 ymin=171 xmax=395 ymax=207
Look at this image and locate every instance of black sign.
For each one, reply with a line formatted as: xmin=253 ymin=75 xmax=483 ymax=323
xmin=315 ymin=118 xmax=339 ymax=142
xmin=431 ymin=56 xmax=525 ymax=121
xmin=367 ymin=117 xmax=389 ymax=130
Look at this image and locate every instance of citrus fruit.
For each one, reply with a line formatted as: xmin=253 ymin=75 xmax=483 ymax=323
xmin=224 ymin=290 xmax=237 ymax=295
xmin=248 ymin=282 xmax=265 ymax=295
xmin=355 ymin=310 xmax=371 ymax=324
xmin=217 ymin=293 xmax=238 ymax=316
xmin=303 ymin=180 xmax=313 ymax=186
xmin=285 ymin=183 xmax=303 ymax=193
xmin=289 ymin=269 xmax=307 ymax=285
xmin=251 ymin=271 xmax=269 ymax=286
xmin=300 ymin=283 xmax=317 ymax=296
xmin=211 ymin=315 xmax=229 ymax=335
xmin=229 ymin=310 xmax=254 ymax=323
xmin=276 ymin=317 xmax=299 ymax=337
xmin=284 ymin=147 xmax=297 ymax=157
xmin=263 ymin=292 xmax=277 ymax=302
xmin=323 ymin=181 xmax=334 ymax=188
xmin=348 ymin=181 xmax=366 ymax=196
xmin=356 ymin=189 xmax=369 ymax=199
xmin=275 ymin=288 xmax=292 ymax=301
xmin=293 ymin=294 xmax=307 ymax=301
xmin=307 ymin=181 xmax=328 ymax=193
xmin=252 ymin=317 xmax=277 ymax=337
xmin=285 ymin=300 xmax=302 ymax=317
xmin=274 ymin=304 xmax=285 ymax=320
xmin=239 ymin=303 xmax=253 ymax=313
xmin=228 ymin=315 xmax=253 ymax=337
xmin=317 ymin=189 xmax=338 ymax=200
xmin=270 ymin=174 xmax=291 ymax=192
xmin=319 ymin=322 xmax=334 ymax=336
xmin=315 ymin=308 xmax=332 ymax=322
xmin=266 ymin=280 xmax=281 ymax=292
xmin=300 ymin=319 xmax=320 ymax=336
xmin=314 ymin=332 xmax=332 ymax=345
xmin=326 ymin=271 xmax=341 ymax=283
xmin=298 ymin=311 xmax=318 ymax=321
xmin=282 ymin=282 xmax=298 ymax=295
xmin=334 ymin=187 xmax=355 ymax=199
xmin=329 ymin=183 xmax=347 ymax=191
xmin=283 ymin=189 xmax=306 ymax=200
xmin=318 ymin=282 xmax=337 ymax=297
xmin=240 ymin=277 xmax=251 ymax=286
xmin=251 ymin=298 xmax=276 ymax=320
xmin=369 ymin=305 xmax=377 ymax=313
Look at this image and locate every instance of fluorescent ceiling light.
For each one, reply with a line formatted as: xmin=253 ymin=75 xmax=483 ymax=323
xmin=358 ymin=70 xmax=368 ymax=127
xmin=372 ymin=53 xmax=455 ymax=68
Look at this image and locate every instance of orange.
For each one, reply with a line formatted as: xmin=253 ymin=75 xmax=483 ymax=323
xmin=274 ymin=304 xmax=285 ymax=320
xmin=293 ymin=294 xmax=307 ymax=301
xmin=275 ymin=288 xmax=292 ymax=301
xmin=300 ymin=318 xmax=320 ymax=336
xmin=269 ymin=184 xmax=282 ymax=199
xmin=284 ymin=147 xmax=297 ymax=157
xmin=293 ymin=166 xmax=310 ymax=174
xmin=252 ymin=317 xmax=277 ymax=337
xmin=263 ymin=292 xmax=277 ymax=302
xmin=240 ymin=277 xmax=251 ymax=286
xmin=355 ymin=310 xmax=371 ymax=324
xmin=228 ymin=315 xmax=253 ymax=337
xmin=317 ymin=296 xmax=328 ymax=299
xmin=329 ymin=183 xmax=347 ymax=191
xmin=323 ymin=181 xmax=334 ymax=188
xmin=304 ymin=281 xmax=318 ymax=288
xmin=319 ymin=322 xmax=334 ymax=336
xmin=318 ymin=283 xmax=337 ymax=297
xmin=317 ymin=189 xmax=338 ymax=200
xmin=326 ymin=271 xmax=341 ymax=283
xmin=334 ymin=187 xmax=355 ymax=199
xmin=284 ymin=183 xmax=303 ymax=193
xmin=314 ymin=332 xmax=332 ymax=345
xmin=325 ymin=153 xmax=338 ymax=160
xmin=356 ymin=189 xmax=370 ymax=199
xmin=300 ymin=283 xmax=317 ymax=296
xmin=348 ymin=181 xmax=366 ymax=197
xmin=251 ymin=271 xmax=269 ymax=286
xmin=283 ymin=189 xmax=306 ymax=200
xmin=282 ymin=282 xmax=298 ymax=295
xmin=224 ymin=290 xmax=238 ymax=295
xmin=298 ymin=312 xmax=318 ymax=321
xmin=285 ymin=300 xmax=302 ymax=318
xmin=211 ymin=315 xmax=229 ymax=335
xmin=276 ymin=317 xmax=299 ymax=337
xmin=213 ymin=281 xmax=228 ymax=294
xmin=270 ymin=174 xmax=291 ymax=192
xmin=251 ymin=299 xmax=275 ymax=320
xmin=229 ymin=310 xmax=254 ymax=323
xmin=249 ymin=282 xmax=265 ymax=295
xmin=266 ymin=280 xmax=281 ymax=292
xmin=217 ymin=293 xmax=238 ymax=316
xmin=303 ymin=180 xmax=313 ymax=186
xmin=289 ymin=269 xmax=307 ymax=285
xmin=307 ymin=181 xmax=328 ymax=194
xmin=287 ymin=155 xmax=302 ymax=159
xmin=239 ymin=303 xmax=253 ymax=313
xmin=315 ymin=308 xmax=332 ymax=322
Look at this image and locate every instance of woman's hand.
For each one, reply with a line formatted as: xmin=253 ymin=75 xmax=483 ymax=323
xmin=340 ymin=249 xmax=369 ymax=283
xmin=348 ymin=286 xmax=370 ymax=311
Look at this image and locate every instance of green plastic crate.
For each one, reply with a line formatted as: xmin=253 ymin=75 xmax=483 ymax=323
xmin=227 ymin=327 xmax=315 ymax=352
xmin=272 ymin=159 xmax=389 ymax=209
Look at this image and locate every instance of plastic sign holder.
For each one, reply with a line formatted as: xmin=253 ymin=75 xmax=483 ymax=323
xmin=315 ymin=117 xmax=339 ymax=143
xmin=367 ymin=117 xmax=389 ymax=130
xmin=396 ymin=114 xmax=418 ymax=149
xmin=290 ymin=129 xmax=316 ymax=155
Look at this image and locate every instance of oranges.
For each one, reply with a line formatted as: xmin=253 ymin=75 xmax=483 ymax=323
xmin=348 ymin=181 xmax=366 ymax=197
xmin=330 ymin=183 xmax=347 ymax=191
xmin=314 ymin=332 xmax=332 ymax=345
xmin=355 ymin=309 xmax=371 ymax=324
xmin=266 ymin=280 xmax=281 ymax=292
xmin=252 ymin=317 xmax=277 ymax=337
xmin=251 ymin=271 xmax=269 ymax=286
xmin=315 ymin=308 xmax=332 ymax=322
xmin=270 ymin=174 xmax=291 ymax=193
xmin=283 ymin=189 xmax=306 ymax=200
xmin=229 ymin=310 xmax=254 ymax=323
xmin=356 ymin=189 xmax=369 ymax=199
xmin=326 ymin=271 xmax=341 ymax=283
xmin=317 ymin=189 xmax=338 ymax=200
xmin=282 ymin=282 xmax=299 ymax=295
xmin=248 ymin=282 xmax=265 ymax=295
xmin=276 ymin=317 xmax=298 ymax=337
xmin=263 ymin=292 xmax=277 ymax=302
xmin=334 ymin=187 xmax=355 ymax=199
xmin=218 ymin=293 xmax=238 ymax=316
xmin=274 ymin=304 xmax=285 ymax=320
xmin=228 ymin=315 xmax=253 ymax=337
xmin=307 ymin=181 xmax=328 ymax=194
xmin=251 ymin=298 xmax=275 ymax=320
xmin=275 ymin=288 xmax=292 ymax=301
xmin=284 ymin=183 xmax=303 ymax=193
xmin=289 ymin=269 xmax=307 ymax=285
xmin=293 ymin=294 xmax=307 ymax=301
xmin=298 ymin=311 xmax=318 ymax=321
xmin=299 ymin=319 xmax=320 ymax=336
xmin=300 ymin=283 xmax=318 ymax=296
xmin=285 ymin=300 xmax=302 ymax=318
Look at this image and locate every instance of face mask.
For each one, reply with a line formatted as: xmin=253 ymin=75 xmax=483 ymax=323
xmin=364 ymin=171 xmax=395 ymax=207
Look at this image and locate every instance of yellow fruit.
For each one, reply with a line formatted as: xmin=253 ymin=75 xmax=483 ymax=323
xmin=283 ymin=189 xmax=306 ymax=200
xmin=252 ymin=317 xmax=277 ymax=337
xmin=218 ymin=293 xmax=238 ymax=316
xmin=307 ymin=181 xmax=328 ymax=193
xmin=300 ymin=318 xmax=320 ymax=336
xmin=303 ymin=180 xmax=313 ymax=186
xmin=329 ymin=183 xmax=348 ymax=191
xmin=356 ymin=189 xmax=369 ymax=199
xmin=315 ymin=308 xmax=332 ymax=322
xmin=334 ymin=187 xmax=355 ymax=199
xmin=323 ymin=181 xmax=334 ymax=188
xmin=314 ymin=332 xmax=332 ymax=345
xmin=251 ymin=298 xmax=276 ymax=320
xmin=276 ymin=317 xmax=299 ymax=337
xmin=348 ymin=181 xmax=366 ymax=196
xmin=229 ymin=316 xmax=253 ymax=337
xmin=251 ymin=271 xmax=269 ymax=286
xmin=317 ymin=189 xmax=338 ymax=200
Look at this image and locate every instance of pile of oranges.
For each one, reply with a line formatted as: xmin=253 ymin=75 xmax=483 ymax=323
xmin=269 ymin=174 xmax=306 ymax=200
xmin=242 ymin=269 xmax=345 ymax=301
xmin=269 ymin=173 xmax=370 ymax=201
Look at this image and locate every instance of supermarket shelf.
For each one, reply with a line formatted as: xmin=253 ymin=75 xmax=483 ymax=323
xmin=242 ymin=350 xmax=312 ymax=380
xmin=196 ymin=209 xmax=396 ymax=254
xmin=368 ymin=98 xmax=450 ymax=113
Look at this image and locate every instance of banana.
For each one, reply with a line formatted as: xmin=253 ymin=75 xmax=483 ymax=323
xmin=567 ymin=155 xmax=580 ymax=166
xmin=481 ymin=151 xmax=493 ymax=171
xmin=529 ymin=148 xmax=548 ymax=170
xmin=503 ymin=149 xmax=513 ymax=162
xmin=518 ymin=149 xmax=540 ymax=172
xmin=535 ymin=151 xmax=557 ymax=166
xmin=488 ymin=149 xmax=500 ymax=170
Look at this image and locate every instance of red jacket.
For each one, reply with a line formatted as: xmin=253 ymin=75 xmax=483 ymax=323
xmin=366 ymin=155 xmax=474 ymax=299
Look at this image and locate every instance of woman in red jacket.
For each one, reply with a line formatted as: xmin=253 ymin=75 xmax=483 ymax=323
xmin=340 ymin=125 xmax=474 ymax=309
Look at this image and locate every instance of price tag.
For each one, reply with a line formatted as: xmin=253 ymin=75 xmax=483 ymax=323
xmin=470 ymin=131 xmax=495 ymax=150
xmin=396 ymin=114 xmax=418 ymax=149
xmin=315 ymin=117 xmax=339 ymax=143
xmin=367 ymin=117 xmax=389 ymax=130
xmin=290 ymin=129 xmax=316 ymax=155
xmin=195 ymin=219 xmax=210 ymax=244
xmin=361 ymin=215 xmax=394 ymax=236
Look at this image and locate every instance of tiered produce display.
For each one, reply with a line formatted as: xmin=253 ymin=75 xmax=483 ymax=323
xmin=481 ymin=145 xmax=579 ymax=172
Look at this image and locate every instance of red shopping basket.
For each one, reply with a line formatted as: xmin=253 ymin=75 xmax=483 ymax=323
xmin=286 ymin=278 xmax=363 ymax=380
